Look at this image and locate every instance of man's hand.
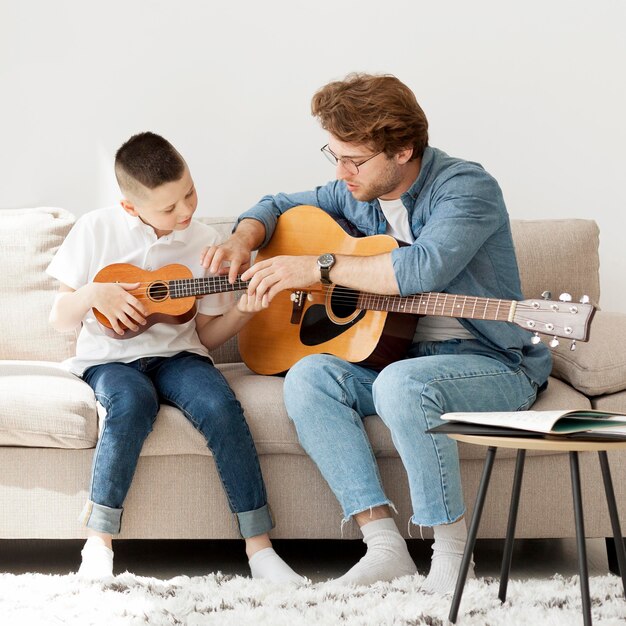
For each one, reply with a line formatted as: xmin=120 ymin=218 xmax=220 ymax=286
xmin=91 ymin=282 xmax=147 ymax=335
xmin=241 ymin=255 xmax=319 ymax=305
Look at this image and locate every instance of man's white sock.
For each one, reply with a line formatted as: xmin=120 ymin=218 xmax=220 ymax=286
xmin=77 ymin=536 xmax=114 ymax=579
xmin=336 ymin=517 xmax=417 ymax=586
xmin=421 ymin=518 xmax=475 ymax=594
xmin=248 ymin=547 xmax=306 ymax=583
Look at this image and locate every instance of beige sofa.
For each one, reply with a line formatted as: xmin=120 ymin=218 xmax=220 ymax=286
xmin=1 ymin=208 xmax=625 ymax=560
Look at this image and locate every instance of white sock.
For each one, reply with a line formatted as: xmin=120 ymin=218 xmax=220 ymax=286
xmin=248 ymin=547 xmax=305 ymax=583
xmin=421 ymin=518 xmax=475 ymax=594
xmin=77 ymin=536 xmax=114 ymax=579
xmin=336 ymin=518 xmax=417 ymax=586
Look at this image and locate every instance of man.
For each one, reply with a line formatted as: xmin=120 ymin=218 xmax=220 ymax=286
xmin=202 ymin=73 xmax=551 ymax=593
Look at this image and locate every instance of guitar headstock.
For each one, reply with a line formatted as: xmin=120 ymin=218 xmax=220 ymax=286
xmin=514 ymin=292 xmax=595 ymax=350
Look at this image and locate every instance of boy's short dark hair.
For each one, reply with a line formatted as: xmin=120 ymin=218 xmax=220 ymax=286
xmin=115 ymin=132 xmax=185 ymax=199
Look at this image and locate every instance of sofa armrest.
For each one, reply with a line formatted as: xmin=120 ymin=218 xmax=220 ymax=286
xmin=550 ymin=310 xmax=626 ymax=396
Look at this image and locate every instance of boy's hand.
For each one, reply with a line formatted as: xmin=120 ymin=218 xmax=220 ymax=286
xmin=200 ymin=219 xmax=266 ymax=284
xmin=91 ymin=282 xmax=148 ymax=335
xmin=236 ymin=292 xmax=269 ymax=315
xmin=200 ymin=237 xmax=252 ymax=285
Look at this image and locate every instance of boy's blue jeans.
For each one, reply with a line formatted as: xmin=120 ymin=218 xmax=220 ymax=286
xmin=81 ymin=351 xmax=273 ymax=538
xmin=283 ymin=340 xmax=539 ymax=528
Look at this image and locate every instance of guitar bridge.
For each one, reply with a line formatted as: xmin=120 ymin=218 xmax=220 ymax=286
xmin=289 ymin=291 xmax=307 ymax=325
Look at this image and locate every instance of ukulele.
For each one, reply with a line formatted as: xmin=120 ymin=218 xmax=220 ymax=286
xmin=92 ymin=263 xmax=248 ymax=338
xmin=238 ymin=206 xmax=595 ymax=375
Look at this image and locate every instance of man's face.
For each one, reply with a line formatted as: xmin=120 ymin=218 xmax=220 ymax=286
xmin=327 ymin=136 xmax=406 ymax=202
xmin=122 ymin=166 xmax=198 ymax=237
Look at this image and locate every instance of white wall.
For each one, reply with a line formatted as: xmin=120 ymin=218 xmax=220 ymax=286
xmin=1 ymin=0 xmax=625 ymax=310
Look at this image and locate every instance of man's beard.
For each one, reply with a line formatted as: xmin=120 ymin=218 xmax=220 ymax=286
xmin=348 ymin=161 xmax=404 ymax=202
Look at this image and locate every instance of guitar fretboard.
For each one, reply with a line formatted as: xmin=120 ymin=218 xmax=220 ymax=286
xmin=169 ymin=277 xmax=249 ymax=299
xmin=357 ymin=291 xmax=515 ymax=322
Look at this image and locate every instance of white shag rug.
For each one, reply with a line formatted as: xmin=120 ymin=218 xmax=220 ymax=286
xmin=1 ymin=572 xmax=625 ymax=626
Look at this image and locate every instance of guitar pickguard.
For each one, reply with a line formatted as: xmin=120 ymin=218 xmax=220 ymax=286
xmin=300 ymin=304 xmax=366 ymax=346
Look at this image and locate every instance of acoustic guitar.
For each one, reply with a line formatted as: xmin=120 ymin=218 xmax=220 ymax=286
xmin=92 ymin=263 xmax=247 ymax=338
xmin=238 ymin=205 xmax=595 ymax=375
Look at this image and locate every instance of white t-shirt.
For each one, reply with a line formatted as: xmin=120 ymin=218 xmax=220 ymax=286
xmin=378 ymin=198 xmax=474 ymax=342
xmin=46 ymin=207 xmax=234 ymax=375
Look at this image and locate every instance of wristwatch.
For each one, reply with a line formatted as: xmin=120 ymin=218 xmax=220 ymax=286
xmin=317 ymin=253 xmax=336 ymax=284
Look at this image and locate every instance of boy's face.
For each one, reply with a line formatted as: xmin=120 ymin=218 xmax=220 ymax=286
xmin=121 ymin=166 xmax=198 ymax=237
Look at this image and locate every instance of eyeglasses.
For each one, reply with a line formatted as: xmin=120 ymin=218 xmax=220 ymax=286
xmin=320 ymin=144 xmax=382 ymax=175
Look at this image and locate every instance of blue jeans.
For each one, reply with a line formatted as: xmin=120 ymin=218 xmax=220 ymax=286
xmin=283 ymin=340 xmax=539 ymax=527
xmin=81 ymin=351 xmax=273 ymax=538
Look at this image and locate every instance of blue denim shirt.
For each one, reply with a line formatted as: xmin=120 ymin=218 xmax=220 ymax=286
xmin=238 ymin=146 xmax=552 ymax=386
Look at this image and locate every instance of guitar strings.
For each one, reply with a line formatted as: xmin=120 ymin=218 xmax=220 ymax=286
xmin=111 ymin=280 xmax=570 ymax=314
xmin=98 ymin=279 xmax=579 ymax=330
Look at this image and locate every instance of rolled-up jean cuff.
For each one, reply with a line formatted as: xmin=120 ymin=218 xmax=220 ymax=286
xmin=80 ymin=500 xmax=124 ymax=535
xmin=236 ymin=503 xmax=274 ymax=538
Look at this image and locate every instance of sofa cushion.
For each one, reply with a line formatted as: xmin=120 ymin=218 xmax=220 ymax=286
xmin=550 ymin=311 xmax=626 ymax=396
xmin=591 ymin=390 xmax=626 ymax=413
xmin=140 ymin=363 xmax=404 ymax=458
xmin=141 ymin=363 xmax=304 ymax=457
xmin=511 ymin=219 xmax=600 ymax=306
xmin=139 ymin=366 xmax=591 ymax=464
xmin=0 ymin=208 xmax=77 ymax=361
xmin=0 ymin=361 xmax=97 ymax=448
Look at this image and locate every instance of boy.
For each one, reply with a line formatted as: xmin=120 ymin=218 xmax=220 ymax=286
xmin=47 ymin=131 xmax=302 ymax=583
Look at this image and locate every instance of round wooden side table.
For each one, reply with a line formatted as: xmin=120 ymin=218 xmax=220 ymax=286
xmin=446 ymin=435 xmax=626 ymax=626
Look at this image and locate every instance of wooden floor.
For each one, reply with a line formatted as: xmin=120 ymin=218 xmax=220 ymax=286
xmin=0 ymin=537 xmax=613 ymax=583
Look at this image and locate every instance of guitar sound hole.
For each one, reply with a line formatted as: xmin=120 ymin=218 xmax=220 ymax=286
xmin=329 ymin=287 xmax=359 ymax=318
xmin=147 ymin=281 xmax=169 ymax=302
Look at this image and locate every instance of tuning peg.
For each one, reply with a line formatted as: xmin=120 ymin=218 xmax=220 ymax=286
xmin=531 ymin=332 xmax=542 ymax=345
xmin=541 ymin=291 xmax=552 ymax=300
xmin=579 ymin=295 xmax=590 ymax=304
xmin=559 ymin=293 xmax=572 ymax=302
xmin=570 ymin=340 xmax=577 ymax=351
xmin=549 ymin=336 xmax=560 ymax=348
xmin=307 ymin=293 xmax=313 ymax=301
xmin=290 ymin=292 xmax=297 ymax=302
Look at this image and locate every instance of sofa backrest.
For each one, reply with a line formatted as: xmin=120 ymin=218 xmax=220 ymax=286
xmin=510 ymin=219 xmax=600 ymax=306
xmin=0 ymin=208 xmax=77 ymax=361
xmin=0 ymin=210 xmax=601 ymax=364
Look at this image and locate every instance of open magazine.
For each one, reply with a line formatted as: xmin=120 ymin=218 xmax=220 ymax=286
xmin=427 ymin=410 xmax=626 ymax=440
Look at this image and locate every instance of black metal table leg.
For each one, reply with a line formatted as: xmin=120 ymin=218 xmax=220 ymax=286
xmin=449 ymin=446 xmax=498 ymax=623
xmin=570 ymin=451 xmax=592 ymax=626
xmin=498 ymin=448 xmax=526 ymax=602
xmin=598 ymin=451 xmax=626 ymax=597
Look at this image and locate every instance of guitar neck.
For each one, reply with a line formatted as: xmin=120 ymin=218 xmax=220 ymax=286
xmin=169 ymin=276 xmax=249 ymax=298
xmin=357 ymin=291 xmax=515 ymax=322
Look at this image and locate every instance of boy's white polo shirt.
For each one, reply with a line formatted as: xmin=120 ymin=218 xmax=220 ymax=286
xmin=46 ymin=206 xmax=235 ymax=376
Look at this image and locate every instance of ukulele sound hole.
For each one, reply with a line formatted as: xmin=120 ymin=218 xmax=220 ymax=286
xmin=147 ymin=281 xmax=169 ymax=302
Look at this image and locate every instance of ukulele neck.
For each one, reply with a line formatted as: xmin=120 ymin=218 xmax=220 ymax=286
xmin=169 ymin=277 xmax=249 ymax=298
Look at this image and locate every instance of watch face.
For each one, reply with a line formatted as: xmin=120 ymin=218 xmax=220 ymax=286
xmin=318 ymin=253 xmax=334 ymax=267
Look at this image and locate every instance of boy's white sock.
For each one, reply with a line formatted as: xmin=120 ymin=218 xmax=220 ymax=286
xmin=248 ymin=547 xmax=305 ymax=583
xmin=421 ymin=518 xmax=475 ymax=594
xmin=77 ymin=536 xmax=114 ymax=579
xmin=336 ymin=518 xmax=417 ymax=586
